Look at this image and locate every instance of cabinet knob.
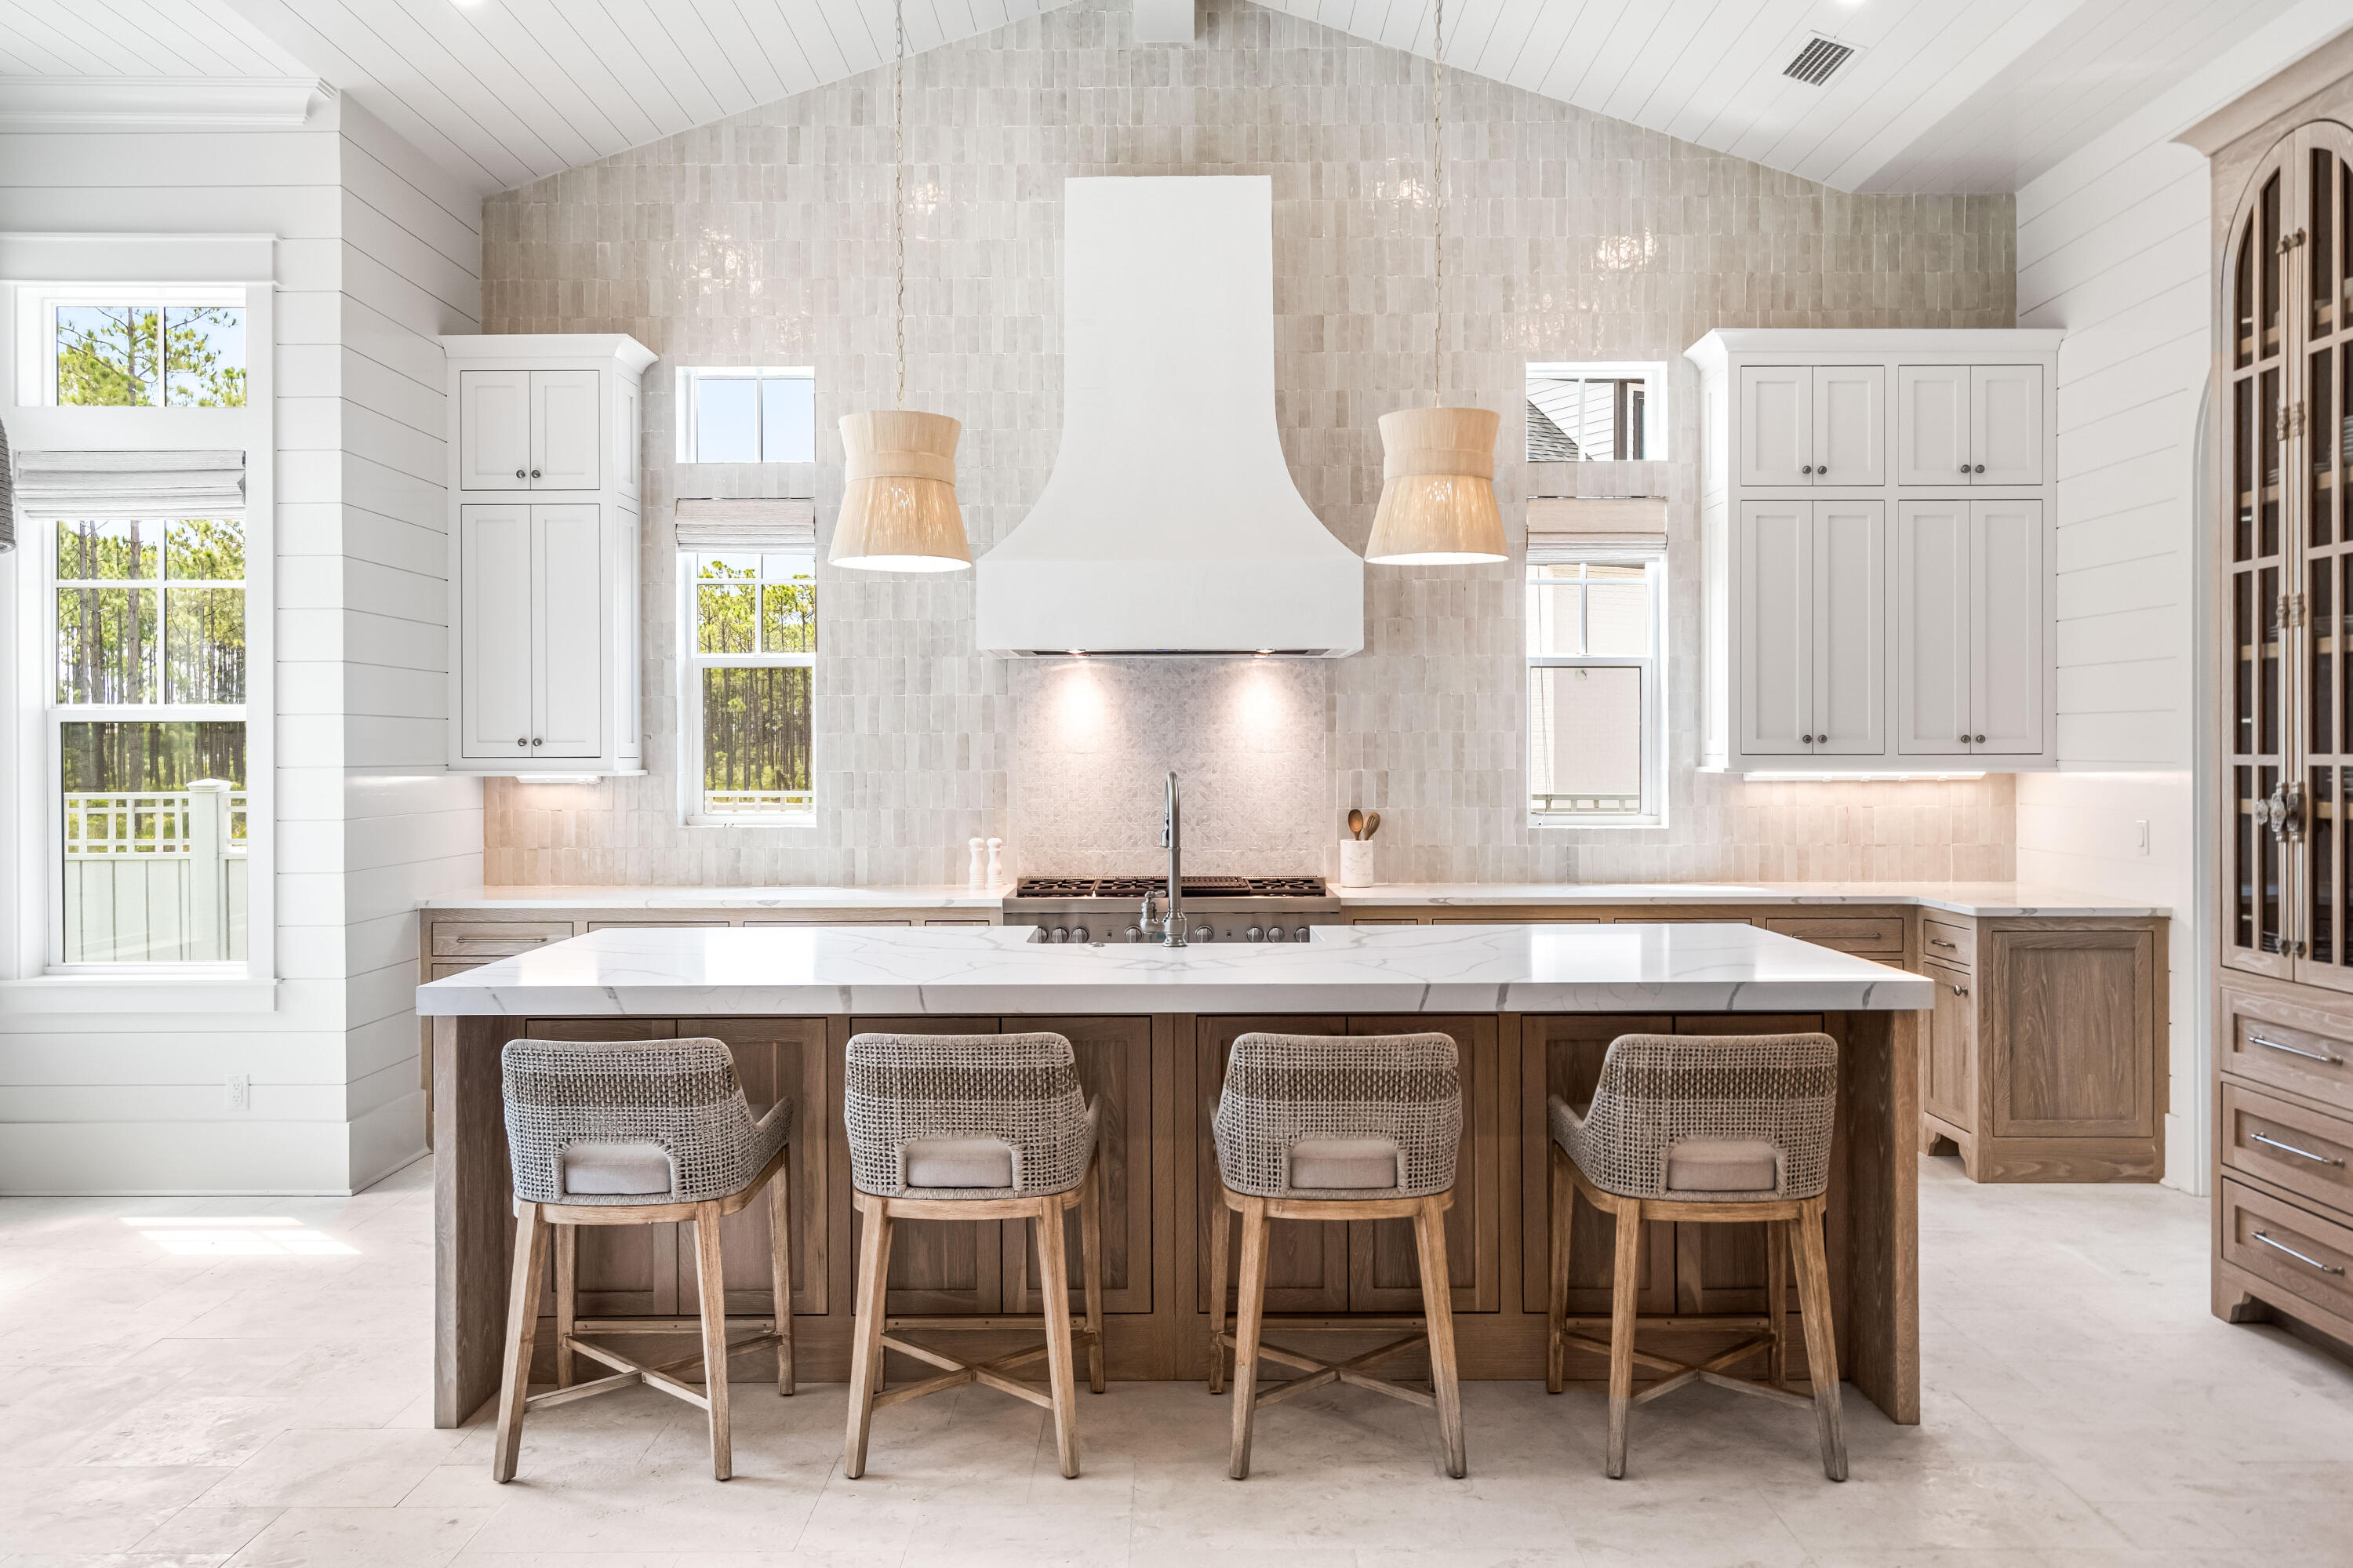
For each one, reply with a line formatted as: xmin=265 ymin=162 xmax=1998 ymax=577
xmin=1800 ymin=733 xmax=1813 ymax=744
xmin=1959 ymin=465 xmax=1970 ymax=473
xmin=1801 ymin=464 xmax=1814 ymax=474
xmin=1973 ymin=464 xmax=1985 ymax=474
xmin=1951 ymin=983 xmax=1969 ymax=996
xmin=516 ymin=737 xmax=528 ymax=748
xmin=1958 ymin=733 xmax=1970 ymax=743
xmin=531 ymin=737 xmax=544 ymax=747
xmin=1973 ymin=733 xmax=1986 ymax=744
xmin=530 ymin=468 xmax=542 ymax=478
xmin=515 ymin=469 xmax=526 ymax=479
xmin=1815 ymin=466 xmax=1826 ymax=475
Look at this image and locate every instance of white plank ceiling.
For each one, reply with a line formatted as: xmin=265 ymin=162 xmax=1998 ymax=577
xmin=0 ymin=0 xmax=2336 ymax=196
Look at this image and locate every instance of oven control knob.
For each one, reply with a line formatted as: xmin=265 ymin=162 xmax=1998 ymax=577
xmin=1246 ymin=926 xmax=1264 ymax=942
xmin=1294 ymin=927 xmax=1311 ymax=943
xmin=1123 ymin=925 xmax=1142 ymax=943
xmin=1050 ymin=927 xmax=1069 ymax=942
xmin=1192 ymin=924 xmax=1213 ymax=943
xmin=1267 ymin=926 xmax=1288 ymax=941
xmin=1071 ymin=926 xmax=1089 ymax=944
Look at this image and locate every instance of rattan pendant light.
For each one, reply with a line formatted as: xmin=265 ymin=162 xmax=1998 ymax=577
xmin=831 ymin=0 xmax=970 ymax=573
xmin=1364 ymin=0 xmax=1505 ymax=566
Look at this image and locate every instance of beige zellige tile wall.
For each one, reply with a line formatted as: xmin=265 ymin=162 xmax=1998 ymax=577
xmin=478 ymin=0 xmax=2019 ymax=888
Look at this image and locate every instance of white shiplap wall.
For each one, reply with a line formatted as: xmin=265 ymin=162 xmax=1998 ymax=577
xmin=0 ymin=95 xmax=481 ymax=1194
xmin=2012 ymin=0 xmax=2353 ymax=1191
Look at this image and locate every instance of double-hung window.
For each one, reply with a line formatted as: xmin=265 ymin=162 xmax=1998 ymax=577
xmin=1526 ymin=546 xmax=1664 ymax=826
xmin=682 ymin=546 xmax=815 ymax=822
xmin=45 ymin=511 xmax=249 ymax=963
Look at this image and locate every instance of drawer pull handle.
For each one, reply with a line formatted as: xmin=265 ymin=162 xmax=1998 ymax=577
xmin=1928 ymin=937 xmax=1957 ymax=949
xmin=2251 ymin=1130 xmax=2345 ymax=1167
xmin=2248 ymin=1032 xmax=2344 ymax=1065
xmin=2251 ymin=1229 xmax=2345 ymax=1275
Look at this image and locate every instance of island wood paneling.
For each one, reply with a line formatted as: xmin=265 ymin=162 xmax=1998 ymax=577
xmin=1195 ymin=1016 xmax=1351 ymax=1313
xmin=848 ymin=1016 xmax=1006 ymax=1315
xmin=1006 ymin=1016 xmax=1155 ymax=1316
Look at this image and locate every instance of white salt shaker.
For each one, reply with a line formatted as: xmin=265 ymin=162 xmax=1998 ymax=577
xmin=966 ymin=837 xmax=987 ymax=890
xmin=1340 ymin=839 xmax=1374 ymax=888
xmin=986 ymin=838 xmax=1005 ymax=888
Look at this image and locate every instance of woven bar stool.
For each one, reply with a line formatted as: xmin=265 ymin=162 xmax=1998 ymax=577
xmin=492 ymin=1035 xmax=795 ymax=1483
xmin=1546 ymin=1031 xmax=1846 ymax=1482
xmin=1206 ymin=1031 xmax=1466 ymax=1480
xmin=842 ymin=1031 xmax=1106 ymax=1480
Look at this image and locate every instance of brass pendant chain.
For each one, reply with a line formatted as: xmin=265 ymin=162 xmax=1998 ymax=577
xmin=1431 ymin=0 xmax=1445 ymax=410
xmin=893 ymin=0 xmax=906 ymax=410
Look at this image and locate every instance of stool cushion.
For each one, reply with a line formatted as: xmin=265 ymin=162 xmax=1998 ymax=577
xmin=561 ymin=1140 xmax=677 ymax=1197
xmin=1663 ymin=1138 xmax=1780 ymax=1194
xmin=904 ymin=1136 xmax=1016 ymax=1190
xmin=1287 ymin=1136 xmax=1402 ymax=1191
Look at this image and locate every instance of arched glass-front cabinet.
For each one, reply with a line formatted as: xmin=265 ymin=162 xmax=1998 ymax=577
xmin=2222 ymin=122 xmax=2353 ymax=993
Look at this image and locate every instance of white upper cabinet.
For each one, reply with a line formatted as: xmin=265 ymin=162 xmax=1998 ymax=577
xmin=457 ymin=367 xmax=610 ymax=491
xmin=1812 ymin=499 xmax=1886 ymax=754
xmin=1895 ymin=500 xmax=1973 ymax=755
xmin=1899 ymin=363 xmax=2045 ymax=485
xmin=1738 ymin=366 xmax=1813 ymax=486
xmin=1689 ymin=329 xmax=2059 ymax=773
xmin=1737 ymin=500 xmax=1813 ymax=754
xmin=1970 ymin=499 xmax=2046 ymax=752
xmin=1971 ymin=366 xmax=2045 ymax=485
xmin=458 ymin=370 xmax=532 ymax=490
xmin=1896 ymin=365 xmax=1970 ymax=485
xmin=1811 ymin=366 xmax=1886 ymax=486
xmin=443 ymin=334 xmax=655 ymax=775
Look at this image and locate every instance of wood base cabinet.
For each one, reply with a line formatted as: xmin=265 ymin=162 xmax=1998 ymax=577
xmin=1915 ymin=917 xmax=2167 ymax=1183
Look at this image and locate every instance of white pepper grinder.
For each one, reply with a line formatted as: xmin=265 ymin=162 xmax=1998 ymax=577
xmin=966 ymin=837 xmax=987 ymax=890
xmin=986 ymin=837 xmax=1005 ymax=889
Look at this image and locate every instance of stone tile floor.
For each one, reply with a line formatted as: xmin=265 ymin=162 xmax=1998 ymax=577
xmin=2 ymin=1155 xmax=2350 ymax=1566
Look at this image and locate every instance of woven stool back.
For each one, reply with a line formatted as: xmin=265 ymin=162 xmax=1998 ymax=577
xmin=1213 ymin=1031 xmax=1461 ymax=1199
xmin=501 ymin=1035 xmax=781 ymax=1206
xmin=844 ymin=1031 xmax=1093 ymax=1198
xmin=1560 ymin=1031 xmax=1837 ymax=1202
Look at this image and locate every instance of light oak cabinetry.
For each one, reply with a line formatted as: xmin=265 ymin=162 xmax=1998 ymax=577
xmin=442 ymin=335 xmax=654 ymax=776
xmin=2197 ymin=99 xmax=2353 ymax=1356
xmin=1689 ymin=329 xmax=2060 ymax=774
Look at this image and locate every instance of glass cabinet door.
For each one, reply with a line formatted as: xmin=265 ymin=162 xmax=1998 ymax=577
xmin=2297 ymin=128 xmax=2353 ymax=990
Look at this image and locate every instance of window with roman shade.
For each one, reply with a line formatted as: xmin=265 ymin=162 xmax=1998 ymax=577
xmin=676 ymin=499 xmax=818 ymax=824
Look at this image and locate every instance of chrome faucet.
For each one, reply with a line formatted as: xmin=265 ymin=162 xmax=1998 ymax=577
xmin=1140 ymin=771 xmax=1187 ymax=947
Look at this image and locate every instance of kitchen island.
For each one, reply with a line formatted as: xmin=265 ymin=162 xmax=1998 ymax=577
xmin=420 ymin=922 xmax=1931 ymax=1430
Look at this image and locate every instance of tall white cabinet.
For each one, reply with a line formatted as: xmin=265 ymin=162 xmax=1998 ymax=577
xmin=441 ymin=335 xmax=655 ymax=776
xmin=1689 ymin=329 xmax=2060 ymax=773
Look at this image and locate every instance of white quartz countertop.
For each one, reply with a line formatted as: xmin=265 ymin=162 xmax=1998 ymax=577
xmin=418 ymin=880 xmax=2166 ymax=919
xmin=415 ymin=921 xmax=1933 ymax=1017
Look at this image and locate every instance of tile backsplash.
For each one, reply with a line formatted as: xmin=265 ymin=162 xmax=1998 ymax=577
xmin=478 ymin=0 xmax=2018 ymax=888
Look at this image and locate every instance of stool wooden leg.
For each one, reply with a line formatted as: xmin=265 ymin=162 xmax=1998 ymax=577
xmin=1206 ymin=1193 xmax=1231 ymax=1394
xmin=1035 ymin=1195 xmax=1083 ymax=1479
xmin=1788 ymin=1202 xmax=1849 ymax=1482
xmin=492 ymin=1202 xmax=549 ymax=1484
xmin=843 ymin=1196 xmax=893 ymax=1479
xmin=1079 ymin=1159 xmax=1107 ymax=1395
xmin=1546 ymin=1144 xmax=1573 ymax=1395
xmin=1413 ymin=1196 xmax=1467 ymax=1479
xmin=1227 ymin=1199 xmax=1271 ymax=1479
xmin=553 ymin=1221 xmax=576 ymax=1390
xmin=1764 ymin=1213 xmax=1787 ymax=1390
xmin=1605 ymin=1199 xmax=1642 ymax=1480
xmin=768 ymin=1159 xmax=795 ymax=1397
xmin=691 ymin=1202 xmax=733 ymax=1481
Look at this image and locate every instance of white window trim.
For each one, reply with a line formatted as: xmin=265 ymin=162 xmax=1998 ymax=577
xmin=1527 ymin=359 xmax=1671 ymax=464
xmin=0 ymin=275 xmax=275 ymax=1013
xmin=675 ymin=366 xmax=816 ymax=464
xmin=675 ymin=551 xmax=818 ymax=828
xmin=1527 ymin=545 xmax=1667 ymax=831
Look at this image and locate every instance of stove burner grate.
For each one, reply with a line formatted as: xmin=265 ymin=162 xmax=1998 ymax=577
xmin=1014 ymin=875 xmax=1327 ymax=900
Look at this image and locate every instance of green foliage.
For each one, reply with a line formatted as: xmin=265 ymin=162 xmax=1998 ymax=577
xmin=54 ymin=519 xmax=245 ymax=705
xmin=56 ymin=305 xmax=247 ymax=408
xmin=61 ymin=720 xmax=245 ymax=792
xmin=703 ymin=668 xmax=812 ymax=794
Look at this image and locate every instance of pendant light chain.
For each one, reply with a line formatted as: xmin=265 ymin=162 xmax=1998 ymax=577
xmin=1431 ymin=0 xmax=1445 ymax=409
xmin=893 ymin=0 xmax=907 ymax=410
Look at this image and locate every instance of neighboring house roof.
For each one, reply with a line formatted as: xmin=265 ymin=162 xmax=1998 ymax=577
xmin=1526 ymin=399 xmax=1580 ymax=464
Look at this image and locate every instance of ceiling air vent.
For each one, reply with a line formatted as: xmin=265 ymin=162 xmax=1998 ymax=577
xmin=1783 ymin=35 xmax=1855 ymax=86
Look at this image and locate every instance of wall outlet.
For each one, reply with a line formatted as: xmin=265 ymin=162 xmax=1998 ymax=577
xmin=2135 ymin=819 xmax=2151 ymax=857
xmin=226 ymin=1074 xmax=252 ymax=1112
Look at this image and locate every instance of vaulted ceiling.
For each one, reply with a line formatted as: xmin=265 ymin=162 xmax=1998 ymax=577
xmin=0 ymin=0 xmax=2337 ymax=199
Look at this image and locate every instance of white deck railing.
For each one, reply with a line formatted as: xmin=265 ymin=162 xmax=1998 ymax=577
xmin=62 ymin=782 xmax=248 ymax=963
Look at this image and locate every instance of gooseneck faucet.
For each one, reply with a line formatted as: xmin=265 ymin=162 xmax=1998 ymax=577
xmin=1141 ymin=771 xmax=1187 ymax=947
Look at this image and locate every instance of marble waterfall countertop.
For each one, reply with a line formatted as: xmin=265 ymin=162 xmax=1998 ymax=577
xmin=414 ymin=921 xmax=1933 ymax=1017
xmin=416 ymin=880 xmax=2167 ymax=919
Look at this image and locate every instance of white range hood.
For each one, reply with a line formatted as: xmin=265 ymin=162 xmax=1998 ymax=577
xmin=975 ymin=176 xmax=1365 ymax=657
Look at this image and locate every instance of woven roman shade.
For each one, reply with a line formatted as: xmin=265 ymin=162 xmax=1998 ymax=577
xmin=1526 ymin=495 xmax=1666 ymax=562
xmin=674 ymin=497 xmax=817 ymax=552
xmin=14 ymin=449 xmax=245 ymax=517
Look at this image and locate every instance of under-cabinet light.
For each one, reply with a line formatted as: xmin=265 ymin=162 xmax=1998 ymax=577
xmin=1742 ymin=771 xmax=1987 ymax=783
xmin=516 ymin=775 xmax=603 ymax=785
